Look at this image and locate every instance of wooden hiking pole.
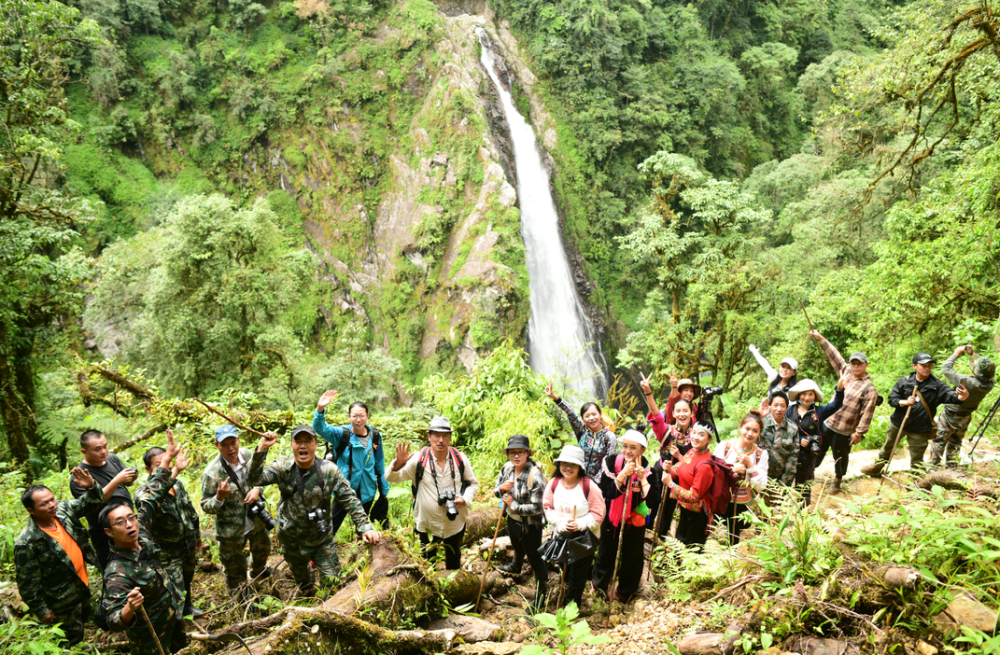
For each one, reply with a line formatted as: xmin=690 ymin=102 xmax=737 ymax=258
xmin=475 ymin=501 xmax=505 ymax=612
xmin=139 ymin=605 xmax=167 ymax=655
xmin=647 ymin=466 xmax=671 ymax=581
xmin=877 ymin=385 xmax=919 ymax=495
xmin=607 ymin=472 xmax=634 ymax=612
xmin=195 ymin=399 xmax=267 ymax=438
xmin=799 ymin=299 xmax=839 ymax=376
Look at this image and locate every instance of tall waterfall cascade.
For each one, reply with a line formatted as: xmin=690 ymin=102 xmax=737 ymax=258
xmin=477 ymin=29 xmax=607 ymax=399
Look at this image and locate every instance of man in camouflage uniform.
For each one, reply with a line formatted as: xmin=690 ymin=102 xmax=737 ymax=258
xmin=135 ymin=434 xmax=203 ymax=617
xmin=200 ymin=425 xmax=272 ymax=594
xmin=248 ymin=425 xmax=380 ymax=595
xmin=100 ymin=440 xmax=186 ymax=654
xmin=15 ymin=467 xmax=105 ymax=646
xmin=930 ymin=346 xmax=996 ymax=467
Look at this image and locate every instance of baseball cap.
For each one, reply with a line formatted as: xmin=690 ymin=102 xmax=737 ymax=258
xmin=780 ymin=357 xmax=799 ymax=370
xmin=912 ymin=353 xmax=935 ymax=365
xmin=290 ymin=425 xmax=317 ymax=441
xmin=214 ymin=425 xmax=239 ymax=443
xmin=848 ymin=352 xmax=868 ymax=363
xmin=428 ymin=416 xmax=453 ymax=433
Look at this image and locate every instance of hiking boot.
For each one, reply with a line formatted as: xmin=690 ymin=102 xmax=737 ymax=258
xmin=498 ymin=560 xmax=523 ymax=574
xmin=830 ymin=478 xmax=842 ymax=494
xmin=860 ymin=460 xmax=886 ymax=477
xmin=183 ymin=603 xmax=205 ymax=618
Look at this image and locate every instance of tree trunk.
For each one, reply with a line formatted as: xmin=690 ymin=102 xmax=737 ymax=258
xmin=916 ymin=469 xmax=999 ymax=498
xmin=0 ymin=325 xmax=35 ymax=481
xmin=462 ymin=507 xmax=506 ymax=546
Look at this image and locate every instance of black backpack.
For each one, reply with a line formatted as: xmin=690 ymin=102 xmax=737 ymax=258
xmin=325 ymin=426 xmax=382 ymax=481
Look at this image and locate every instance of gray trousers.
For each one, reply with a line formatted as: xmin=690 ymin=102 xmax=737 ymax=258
xmin=878 ymin=421 xmax=932 ymax=469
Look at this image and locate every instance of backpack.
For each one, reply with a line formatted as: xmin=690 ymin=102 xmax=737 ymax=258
xmin=326 ymin=427 xmax=384 ymax=489
xmin=412 ymin=446 xmax=468 ymax=500
xmin=694 ymin=455 xmax=740 ymax=515
xmin=547 ymin=475 xmax=591 ymax=499
xmin=501 ymin=461 xmax=540 ymax=493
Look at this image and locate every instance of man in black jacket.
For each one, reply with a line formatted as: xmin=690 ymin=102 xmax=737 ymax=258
xmin=862 ymin=353 xmax=968 ymax=476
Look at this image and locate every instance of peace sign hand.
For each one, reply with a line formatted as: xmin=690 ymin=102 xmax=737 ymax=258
xmin=639 ymin=372 xmax=652 ymax=396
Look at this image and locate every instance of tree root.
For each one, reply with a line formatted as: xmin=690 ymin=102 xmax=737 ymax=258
xmin=916 ymin=469 xmax=999 ymax=499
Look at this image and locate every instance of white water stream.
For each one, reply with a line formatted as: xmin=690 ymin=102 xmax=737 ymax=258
xmin=477 ymin=29 xmax=606 ymax=399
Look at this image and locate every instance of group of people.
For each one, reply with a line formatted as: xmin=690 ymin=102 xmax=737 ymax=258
xmin=13 ymin=338 xmax=996 ymax=651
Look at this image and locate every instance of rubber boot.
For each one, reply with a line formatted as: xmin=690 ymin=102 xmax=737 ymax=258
xmin=830 ymin=478 xmax=842 ymax=494
xmin=498 ymin=559 xmax=524 ymax=574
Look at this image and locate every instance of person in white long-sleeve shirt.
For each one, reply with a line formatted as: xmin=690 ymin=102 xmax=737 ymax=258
xmin=387 ymin=416 xmax=478 ymax=569
xmin=542 ymin=445 xmax=605 ymax=609
xmin=748 ymin=345 xmax=798 ymax=413
xmin=713 ymin=411 xmax=769 ymax=546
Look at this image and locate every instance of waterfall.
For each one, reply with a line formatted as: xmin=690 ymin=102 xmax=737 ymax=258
xmin=477 ymin=29 xmax=607 ymax=399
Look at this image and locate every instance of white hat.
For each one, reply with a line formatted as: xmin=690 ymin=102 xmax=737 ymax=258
xmin=788 ymin=379 xmax=823 ymax=404
xmin=780 ymin=357 xmax=799 ymax=370
xmin=553 ymin=445 xmax=586 ymax=469
xmin=621 ymin=429 xmax=648 ymax=450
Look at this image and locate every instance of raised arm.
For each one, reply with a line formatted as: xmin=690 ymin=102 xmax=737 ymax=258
xmin=813 ymin=331 xmax=847 ymax=374
xmin=247 ymin=433 xmax=282 ymax=487
xmin=748 ymin=344 xmax=778 ymax=380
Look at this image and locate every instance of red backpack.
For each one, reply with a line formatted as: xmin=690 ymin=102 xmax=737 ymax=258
xmin=694 ymin=455 xmax=740 ymax=515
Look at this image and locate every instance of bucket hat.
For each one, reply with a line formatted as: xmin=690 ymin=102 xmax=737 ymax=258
xmin=676 ymin=378 xmax=702 ymax=398
xmin=553 ymin=445 xmax=586 ymax=470
xmin=788 ymin=379 xmax=824 ymax=404
xmin=504 ymin=434 xmax=533 ymax=454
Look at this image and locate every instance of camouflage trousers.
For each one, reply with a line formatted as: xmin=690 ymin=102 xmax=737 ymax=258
xmin=218 ymin=525 xmax=272 ymax=592
xmin=52 ymin=596 xmax=90 ymax=646
xmin=161 ymin=544 xmax=197 ymax=608
xmin=126 ymin=608 xmax=186 ymax=655
xmin=282 ymin=535 xmax=341 ymax=592
xmin=930 ymin=411 xmax=972 ymax=464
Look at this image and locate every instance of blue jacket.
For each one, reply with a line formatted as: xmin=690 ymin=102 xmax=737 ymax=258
xmin=313 ymin=410 xmax=389 ymax=504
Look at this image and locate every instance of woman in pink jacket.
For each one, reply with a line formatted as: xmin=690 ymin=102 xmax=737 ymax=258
xmin=542 ymin=445 xmax=605 ymax=609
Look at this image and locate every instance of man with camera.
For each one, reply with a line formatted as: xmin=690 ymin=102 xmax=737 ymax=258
xmin=70 ymin=429 xmax=139 ymax=571
xmin=135 ymin=433 xmax=203 ymax=617
xmin=200 ymin=425 xmax=273 ymax=595
xmin=387 ymin=417 xmax=479 ymax=570
xmin=929 ymin=345 xmax=995 ymax=467
xmin=248 ymin=425 xmax=380 ymax=596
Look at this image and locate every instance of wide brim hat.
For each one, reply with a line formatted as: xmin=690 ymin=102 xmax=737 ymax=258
xmin=676 ymin=378 xmax=702 ymax=398
xmin=504 ymin=434 xmax=533 ymax=454
xmin=788 ymin=379 xmax=824 ymax=404
xmin=553 ymin=445 xmax=586 ymax=470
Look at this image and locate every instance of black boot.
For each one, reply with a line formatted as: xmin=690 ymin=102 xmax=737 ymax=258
xmin=498 ymin=559 xmax=523 ymax=574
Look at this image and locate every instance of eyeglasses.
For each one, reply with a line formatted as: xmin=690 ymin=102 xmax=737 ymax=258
xmin=349 ymin=415 xmax=367 ymax=420
xmin=110 ymin=515 xmax=139 ymax=528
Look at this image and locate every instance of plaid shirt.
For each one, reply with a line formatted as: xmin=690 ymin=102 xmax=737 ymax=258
xmin=820 ymin=338 xmax=878 ymax=435
xmin=493 ymin=461 xmax=547 ymax=526
xmin=555 ymin=398 xmax=617 ymax=480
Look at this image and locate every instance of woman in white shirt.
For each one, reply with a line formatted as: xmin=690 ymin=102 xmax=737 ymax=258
xmin=542 ymin=445 xmax=605 ymax=609
xmin=713 ymin=410 xmax=768 ymax=546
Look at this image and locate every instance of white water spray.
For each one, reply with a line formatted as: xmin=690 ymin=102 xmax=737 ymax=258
xmin=477 ymin=29 xmax=607 ymax=398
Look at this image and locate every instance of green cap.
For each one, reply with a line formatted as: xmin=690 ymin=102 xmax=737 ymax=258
xmin=974 ymin=357 xmax=995 ymax=380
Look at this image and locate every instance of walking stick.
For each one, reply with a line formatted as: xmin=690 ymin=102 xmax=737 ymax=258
xmin=475 ymin=501 xmax=505 ymax=612
xmin=877 ymin=385 xmax=919 ymax=494
xmin=607 ymin=472 xmax=634 ymax=611
xmin=194 ymin=399 xmax=267 ymax=438
xmin=646 ymin=467 xmax=671 ymax=581
xmin=139 ymin=605 xmax=167 ymax=655
xmin=799 ymin=299 xmax=839 ymax=376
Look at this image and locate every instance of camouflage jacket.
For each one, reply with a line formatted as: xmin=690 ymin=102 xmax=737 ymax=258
xmin=103 ymin=536 xmax=184 ymax=654
xmin=201 ymin=449 xmax=264 ymax=541
xmin=247 ymin=450 xmax=373 ymax=547
xmin=760 ymin=415 xmax=798 ymax=486
xmin=102 ymin=468 xmax=182 ymax=652
xmin=14 ymin=486 xmax=104 ymax=618
xmin=135 ymin=474 xmax=200 ymax=555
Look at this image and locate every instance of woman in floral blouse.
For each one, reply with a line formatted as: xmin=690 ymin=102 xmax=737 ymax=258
xmin=714 ymin=411 xmax=769 ymax=545
xmin=545 ymin=381 xmax=617 ymax=481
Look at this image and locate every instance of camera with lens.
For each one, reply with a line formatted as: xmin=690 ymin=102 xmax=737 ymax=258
xmin=306 ymin=507 xmax=330 ymax=536
xmin=438 ymin=490 xmax=459 ymax=521
xmin=702 ymin=386 xmax=724 ymax=403
xmin=247 ymin=500 xmax=277 ymax=531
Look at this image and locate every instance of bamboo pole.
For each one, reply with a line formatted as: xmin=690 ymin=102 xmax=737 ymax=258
xmin=474 ymin=501 xmax=505 ymax=612
xmin=877 ymin=385 xmax=919 ymax=494
xmin=139 ymin=605 xmax=167 ymax=655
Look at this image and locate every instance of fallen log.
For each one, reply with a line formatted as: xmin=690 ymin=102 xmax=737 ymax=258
xmin=916 ymin=469 xmax=999 ymax=498
xmin=788 ymin=636 xmax=861 ymax=655
xmin=176 ymin=607 xmax=458 ymax=655
xmin=463 ymin=507 xmax=506 ymax=545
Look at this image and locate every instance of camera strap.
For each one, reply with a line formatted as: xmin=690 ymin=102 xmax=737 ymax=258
xmin=219 ymin=455 xmax=249 ymax=499
xmin=428 ymin=448 xmax=457 ymax=499
xmin=296 ymin=462 xmax=330 ymax=513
